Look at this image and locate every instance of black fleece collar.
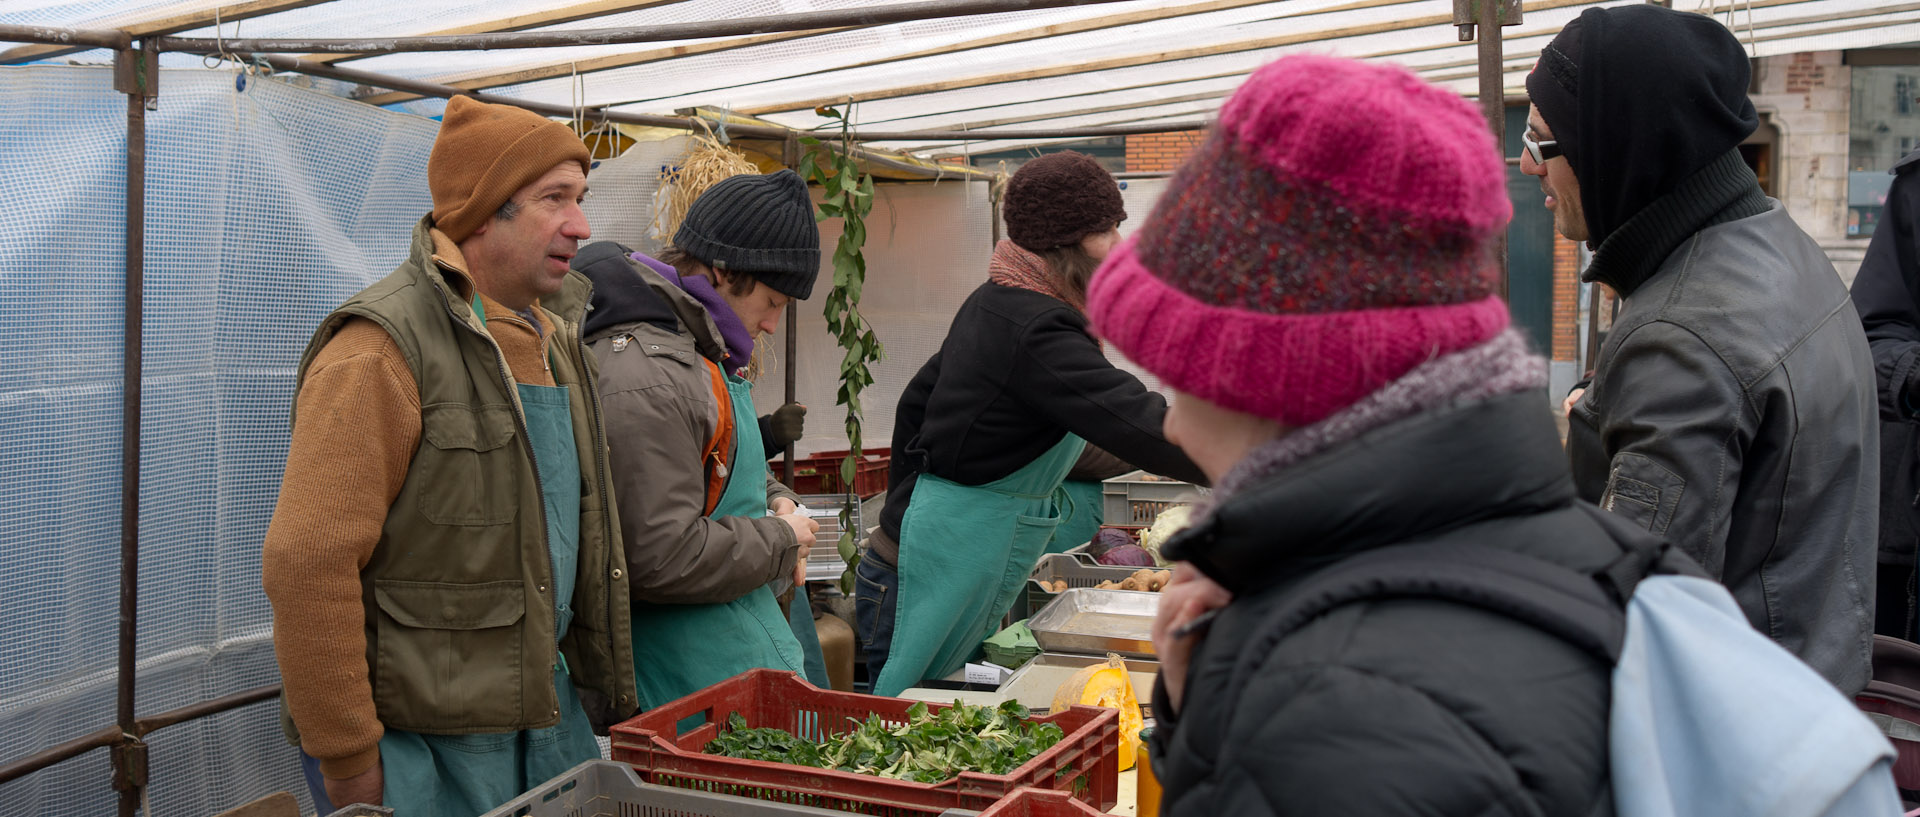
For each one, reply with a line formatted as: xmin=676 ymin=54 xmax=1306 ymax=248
xmin=1582 ymin=150 xmax=1770 ymax=298
xmin=1165 ymin=392 xmax=1575 ymax=598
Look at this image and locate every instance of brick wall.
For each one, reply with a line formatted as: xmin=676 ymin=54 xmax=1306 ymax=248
xmin=1551 ymin=237 xmax=1581 ymax=363
xmin=1750 ymin=50 xmax=1865 ymax=283
xmin=1125 ymin=131 xmax=1205 ymax=172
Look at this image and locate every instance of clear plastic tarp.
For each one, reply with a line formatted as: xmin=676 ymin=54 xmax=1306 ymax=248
xmin=7 ymin=0 xmax=1920 ymax=159
xmin=0 ymin=63 xmax=440 ymax=817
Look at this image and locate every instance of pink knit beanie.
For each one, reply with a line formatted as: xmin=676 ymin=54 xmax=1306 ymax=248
xmin=1087 ymin=55 xmax=1513 ymax=428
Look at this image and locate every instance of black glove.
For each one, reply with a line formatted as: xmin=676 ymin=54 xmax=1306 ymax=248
xmin=765 ymin=403 xmax=807 ymax=450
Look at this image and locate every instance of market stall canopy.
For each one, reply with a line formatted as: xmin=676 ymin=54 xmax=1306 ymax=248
xmin=7 ymin=0 xmax=1920 ymax=161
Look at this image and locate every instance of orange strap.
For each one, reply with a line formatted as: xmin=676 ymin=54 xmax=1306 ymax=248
xmin=699 ymin=358 xmax=737 ymax=516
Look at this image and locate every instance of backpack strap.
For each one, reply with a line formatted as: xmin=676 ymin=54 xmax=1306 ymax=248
xmin=1218 ymin=531 xmax=1665 ymax=722
xmin=698 ymin=357 xmax=737 ymax=516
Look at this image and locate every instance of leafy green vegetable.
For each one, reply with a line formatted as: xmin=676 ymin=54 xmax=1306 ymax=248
xmin=706 ymin=701 xmax=1066 ymax=784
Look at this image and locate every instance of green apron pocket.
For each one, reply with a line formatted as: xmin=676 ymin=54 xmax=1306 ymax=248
xmin=373 ymin=579 xmax=526 ymax=730
xmin=416 ymin=403 xmax=519 ymax=526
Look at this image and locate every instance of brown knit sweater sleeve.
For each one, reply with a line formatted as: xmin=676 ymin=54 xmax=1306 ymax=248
xmin=261 ymin=318 xmax=420 ymax=780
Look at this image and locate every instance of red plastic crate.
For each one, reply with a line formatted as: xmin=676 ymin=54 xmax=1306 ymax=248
xmin=609 ymin=669 xmax=1120 ymax=817
xmin=782 ymin=449 xmax=890 ymax=498
xmin=974 ymin=788 xmax=1108 ymax=817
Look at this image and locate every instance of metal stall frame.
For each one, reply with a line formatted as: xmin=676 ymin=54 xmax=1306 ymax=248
xmin=0 ymin=0 xmax=1520 ymax=809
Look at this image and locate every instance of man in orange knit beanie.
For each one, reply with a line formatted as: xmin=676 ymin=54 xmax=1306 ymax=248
xmin=262 ymin=96 xmax=635 ymax=816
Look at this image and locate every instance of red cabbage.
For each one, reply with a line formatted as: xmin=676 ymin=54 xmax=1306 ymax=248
xmin=1085 ymin=527 xmax=1136 ymax=559
xmin=1096 ymin=545 xmax=1157 ymax=567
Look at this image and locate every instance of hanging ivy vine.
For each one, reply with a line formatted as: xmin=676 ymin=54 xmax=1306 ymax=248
xmin=797 ymin=105 xmax=882 ymax=591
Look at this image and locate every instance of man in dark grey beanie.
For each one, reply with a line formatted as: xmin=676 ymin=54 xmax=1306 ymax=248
xmin=1528 ymin=4 xmax=1878 ymax=694
xmin=572 ymin=168 xmax=830 ymax=709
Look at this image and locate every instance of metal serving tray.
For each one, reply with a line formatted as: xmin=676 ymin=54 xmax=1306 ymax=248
xmin=998 ymin=652 xmax=1161 ymax=714
xmin=1027 ymin=588 xmax=1159 ymax=659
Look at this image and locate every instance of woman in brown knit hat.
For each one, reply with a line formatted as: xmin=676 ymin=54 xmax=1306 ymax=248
xmin=857 ymin=151 xmax=1206 ymax=696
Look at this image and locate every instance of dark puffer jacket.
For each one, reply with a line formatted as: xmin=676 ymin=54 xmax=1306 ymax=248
xmin=1152 ymin=392 xmax=1616 ymax=816
xmin=1852 ymin=148 xmax=1920 ymax=580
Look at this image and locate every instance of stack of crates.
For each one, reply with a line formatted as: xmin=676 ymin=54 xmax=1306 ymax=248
xmin=798 ymin=493 xmax=861 ymax=583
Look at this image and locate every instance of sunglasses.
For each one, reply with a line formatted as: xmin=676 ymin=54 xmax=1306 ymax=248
xmin=1523 ymin=130 xmax=1563 ymax=164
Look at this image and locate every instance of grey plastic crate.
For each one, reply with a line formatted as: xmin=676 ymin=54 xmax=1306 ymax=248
xmin=1099 ymin=470 xmax=1205 ymax=526
xmin=798 ymin=493 xmax=861 ymax=582
xmin=1021 ymin=554 xmax=1150 ymax=621
xmin=480 ymin=760 xmax=878 ymax=816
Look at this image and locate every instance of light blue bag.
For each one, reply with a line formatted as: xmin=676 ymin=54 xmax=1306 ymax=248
xmin=1236 ymin=505 xmax=1901 ymax=816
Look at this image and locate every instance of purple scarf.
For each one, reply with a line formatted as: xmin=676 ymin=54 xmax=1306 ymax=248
xmin=631 ymin=252 xmax=754 ymax=376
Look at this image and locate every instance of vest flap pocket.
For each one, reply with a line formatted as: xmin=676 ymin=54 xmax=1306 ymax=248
xmin=421 ymin=404 xmax=516 ymax=452
xmin=374 ymin=579 xmax=525 ymax=630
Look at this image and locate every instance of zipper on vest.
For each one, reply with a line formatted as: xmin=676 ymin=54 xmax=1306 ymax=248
xmin=434 ymin=277 xmax=563 ymax=709
xmin=572 ymin=310 xmax=626 ymax=710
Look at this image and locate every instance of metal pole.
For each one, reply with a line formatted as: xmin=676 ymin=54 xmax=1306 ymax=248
xmin=159 ymin=0 xmax=1137 ymax=54
xmin=1583 ymin=282 xmax=1603 ymax=371
xmin=0 ymin=685 xmax=282 ymax=787
xmin=783 ymin=303 xmax=798 ymax=486
xmin=1477 ymin=0 xmax=1510 ymax=301
xmin=0 ymin=23 xmax=130 ymax=50
xmin=112 ymin=43 xmax=153 ymax=817
xmin=232 ymin=55 xmax=1210 ymax=145
xmin=826 ymin=122 xmax=1212 ymax=142
xmin=0 ymin=728 xmax=120 ymax=786
xmin=133 ymin=685 xmax=283 ymax=735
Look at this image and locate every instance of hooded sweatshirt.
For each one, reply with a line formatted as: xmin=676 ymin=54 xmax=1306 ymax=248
xmin=1526 ymin=5 xmax=1770 ymax=296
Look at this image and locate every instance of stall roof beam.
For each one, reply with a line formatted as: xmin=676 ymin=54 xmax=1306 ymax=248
xmin=739 ymin=0 xmax=1595 ymax=116
xmin=314 ymin=0 xmax=697 ymax=65
xmin=739 ymin=0 xmax=1901 ymax=118
xmin=818 ymin=120 xmax=1212 ymax=141
xmin=0 ymin=23 xmax=131 ymax=53
xmin=357 ymin=0 xmax=1296 ymax=107
xmin=0 ymin=0 xmax=335 ymax=66
xmin=587 ymin=0 xmax=1418 ymax=124
xmin=157 ymin=0 xmax=1140 ymax=55
xmin=354 ymin=27 xmax=858 ymax=105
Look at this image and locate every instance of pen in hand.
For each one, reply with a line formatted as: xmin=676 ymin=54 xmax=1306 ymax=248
xmin=1171 ymin=607 xmax=1223 ymax=639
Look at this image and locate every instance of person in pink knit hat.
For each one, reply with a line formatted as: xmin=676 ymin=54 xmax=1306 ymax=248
xmin=1088 ymin=55 xmax=1622 ymax=814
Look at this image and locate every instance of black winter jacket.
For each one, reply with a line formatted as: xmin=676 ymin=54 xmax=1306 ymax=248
xmin=1152 ymin=392 xmax=1614 ymax=817
xmin=1851 ymin=148 xmax=1920 ymax=570
xmin=879 ymin=282 xmax=1203 ymax=543
xmin=1568 ymin=198 xmax=1878 ymax=695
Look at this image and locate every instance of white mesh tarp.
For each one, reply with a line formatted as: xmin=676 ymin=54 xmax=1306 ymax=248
xmin=746 ymin=173 xmax=1173 ymax=458
xmin=0 ymin=64 xmax=440 ymax=817
xmin=750 ymin=178 xmax=1000 ymax=456
xmin=0 ymin=64 xmax=1154 ymax=814
xmin=8 ymin=0 xmax=1920 ymax=162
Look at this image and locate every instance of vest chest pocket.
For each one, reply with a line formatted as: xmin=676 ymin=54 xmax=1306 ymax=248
xmin=416 ymin=403 xmax=520 ymax=526
xmin=372 ymin=579 xmax=527 ymax=731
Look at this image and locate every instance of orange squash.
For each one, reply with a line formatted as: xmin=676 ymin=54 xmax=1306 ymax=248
xmin=1051 ymin=654 xmax=1144 ymax=771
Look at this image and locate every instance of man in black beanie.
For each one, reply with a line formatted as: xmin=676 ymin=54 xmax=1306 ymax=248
xmin=570 ymin=169 xmax=833 ymax=708
xmin=1529 ymin=4 xmax=1877 ymax=694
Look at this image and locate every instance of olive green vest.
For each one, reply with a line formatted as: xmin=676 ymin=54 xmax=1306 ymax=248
xmin=293 ymin=218 xmax=635 ymax=734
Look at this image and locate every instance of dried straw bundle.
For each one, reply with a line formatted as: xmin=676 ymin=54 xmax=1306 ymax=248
xmin=650 ymin=134 xmax=759 ymax=244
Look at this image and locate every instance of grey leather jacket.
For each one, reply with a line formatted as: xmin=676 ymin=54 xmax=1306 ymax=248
xmin=1568 ymin=202 xmax=1877 ymax=695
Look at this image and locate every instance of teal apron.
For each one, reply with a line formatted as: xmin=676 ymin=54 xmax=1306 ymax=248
xmin=788 ymin=584 xmax=832 ymax=689
xmin=379 ymin=299 xmax=600 ymax=817
xmin=629 ymin=372 xmax=806 ymax=710
xmin=872 ymin=433 xmax=1088 ymax=697
xmin=1050 ymin=481 xmax=1106 ymax=555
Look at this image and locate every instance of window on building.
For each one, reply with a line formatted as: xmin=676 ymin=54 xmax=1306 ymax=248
xmin=1740 ymin=114 xmax=1779 ymax=198
xmin=1851 ymin=65 xmax=1920 ymax=237
xmin=967 ymin=138 xmax=1127 ymax=174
